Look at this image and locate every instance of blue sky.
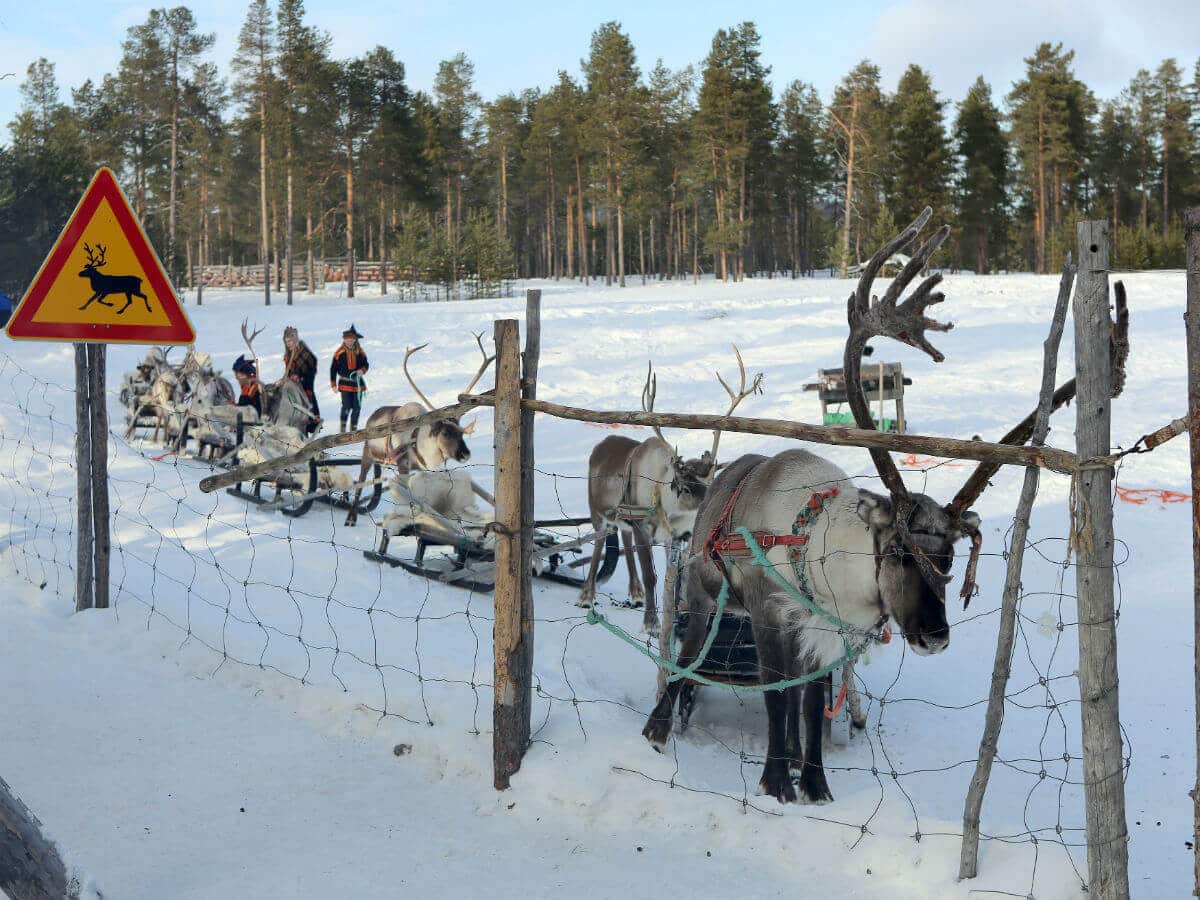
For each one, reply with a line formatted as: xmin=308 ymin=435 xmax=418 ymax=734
xmin=2 ymin=0 xmax=1197 ymax=134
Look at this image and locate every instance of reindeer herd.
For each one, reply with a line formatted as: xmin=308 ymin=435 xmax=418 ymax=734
xmin=121 ymin=212 xmax=1102 ymax=807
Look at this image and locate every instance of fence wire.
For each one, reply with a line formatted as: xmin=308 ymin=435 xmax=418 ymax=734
xmin=0 ymin=348 xmax=1135 ymax=899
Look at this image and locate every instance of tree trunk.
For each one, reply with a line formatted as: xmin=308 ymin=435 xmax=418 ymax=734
xmin=616 ymin=178 xmax=626 ymax=288
xmin=380 ymin=193 xmax=388 ymax=296
xmin=168 ymin=49 xmax=179 ymax=279
xmin=346 ymin=158 xmax=356 ymax=299
xmin=575 ymin=153 xmax=588 ymax=285
xmin=259 ymin=92 xmax=270 ymax=306
xmin=285 ymin=151 xmax=294 ymax=304
xmin=566 ymin=184 xmax=575 ymax=279
xmin=1162 ymin=128 xmax=1170 ymax=236
xmin=306 ymin=207 xmax=315 ymax=294
xmin=840 ymin=94 xmax=858 ymax=278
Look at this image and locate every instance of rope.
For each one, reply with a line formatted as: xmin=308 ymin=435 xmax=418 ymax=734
xmin=586 ymin=525 xmax=884 ymax=692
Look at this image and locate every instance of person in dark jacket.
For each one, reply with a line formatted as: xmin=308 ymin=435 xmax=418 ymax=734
xmin=233 ymin=355 xmax=262 ymax=416
xmin=283 ymin=325 xmax=320 ymax=434
xmin=330 ymin=324 xmax=368 ymax=432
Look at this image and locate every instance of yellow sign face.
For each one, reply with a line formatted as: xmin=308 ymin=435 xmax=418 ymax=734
xmin=6 ymin=167 xmax=196 ymax=344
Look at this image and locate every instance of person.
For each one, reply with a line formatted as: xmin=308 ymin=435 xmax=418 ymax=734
xmin=330 ymin=324 xmax=368 ymax=432
xmin=283 ymin=325 xmax=320 ymax=435
xmin=232 ymin=355 xmax=262 ymax=416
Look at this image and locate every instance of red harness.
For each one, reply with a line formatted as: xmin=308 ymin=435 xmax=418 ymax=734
xmin=704 ymin=472 xmax=837 ymax=562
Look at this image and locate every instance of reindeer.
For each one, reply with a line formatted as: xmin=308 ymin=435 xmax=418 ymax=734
xmin=239 ymin=320 xmax=316 ymax=432
xmin=342 ymin=335 xmax=495 ymax=527
xmin=576 ymin=351 xmax=761 ymax=635
xmin=641 ymin=210 xmax=987 ymax=805
xmin=78 ymin=243 xmax=151 ymax=314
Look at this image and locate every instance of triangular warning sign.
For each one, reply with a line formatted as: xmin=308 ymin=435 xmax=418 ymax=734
xmin=6 ymin=167 xmax=196 ymax=345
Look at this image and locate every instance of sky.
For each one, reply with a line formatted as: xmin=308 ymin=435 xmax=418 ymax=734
xmin=1 ymin=0 xmax=1198 ymax=136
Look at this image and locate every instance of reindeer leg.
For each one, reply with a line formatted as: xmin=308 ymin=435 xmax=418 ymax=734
xmin=785 ymin=685 xmax=804 ymax=772
xmin=344 ymin=452 xmax=371 ymax=526
xmin=798 ymin=678 xmax=833 ymax=803
xmin=643 ymin=568 xmax=708 ymax=747
xmin=753 ymin=622 xmax=798 ymax=804
xmin=79 ymin=293 xmax=101 ymax=311
xmin=138 ymin=290 xmax=151 ymax=313
xmin=117 ymin=293 xmax=133 ymax=314
xmin=575 ymin=522 xmax=609 ymax=608
xmin=632 ymin=523 xmax=659 ymax=636
xmin=620 ymin=527 xmax=644 ymax=607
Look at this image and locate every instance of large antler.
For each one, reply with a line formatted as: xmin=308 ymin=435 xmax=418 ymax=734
xmin=462 ymin=332 xmax=497 ymax=396
xmin=641 ymin=361 xmax=672 ymax=451
xmin=845 ymin=207 xmax=954 ymax=591
xmin=946 ymin=282 xmax=1129 ymax=518
xmin=240 ymin=318 xmax=265 ymax=384
xmin=403 ymin=343 xmax=436 ymax=410
xmin=709 ymin=344 xmax=764 ymax=466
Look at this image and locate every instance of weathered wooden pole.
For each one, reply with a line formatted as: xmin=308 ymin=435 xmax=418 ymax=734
xmin=517 ymin=290 xmax=540 ymax=755
xmin=493 ymin=318 xmax=529 ymax=789
xmin=88 ymin=344 xmax=110 ymax=610
xmin=1072 ymin=220 xmax=1130 ymax=898
xmin=959 ymin=256 xmax=1075 ymax=880
xmin=1184 ymin=205 xmax=1200 ymax=898
xmin=0 ymin=775 xmax=79 ymax=900
xmin=73 ymin=344 xmax=93 ymax=613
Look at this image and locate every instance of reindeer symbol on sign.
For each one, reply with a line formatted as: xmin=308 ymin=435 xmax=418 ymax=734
xmin=78 ymin=242 xmax=152 ymax=314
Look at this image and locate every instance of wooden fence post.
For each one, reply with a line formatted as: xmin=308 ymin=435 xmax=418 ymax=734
xmin=73 ymin=344 xmax=93 ymax=613
xmin=493 ymin=318 xmax=529 ymax=789
xmin=1073 ymin=220 xmax=1130 ymax=898
xmin=518 ymin=290 xmax=541 ymax=753
xmin=88 ymin=344 xmax=110 ymax=610
xmin=1184 ymin=206 xmax=1200 ymax=898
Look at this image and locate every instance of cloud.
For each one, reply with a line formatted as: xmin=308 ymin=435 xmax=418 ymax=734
xmin=861 ymin=0 xmax=1200 ymax=103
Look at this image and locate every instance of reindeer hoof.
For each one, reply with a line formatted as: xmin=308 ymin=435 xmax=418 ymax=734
xmin=851 ymin=716 xmax=867 ymax=730
xmin=642 ymin=613 xmax=660 ymax=637
xmin=642 ymin=714 xmax=672 ymax=749
xmin=798 ymin=765 xmax=833 ymax=804
xmin=757 ymin=762 xmax=797 ymax=804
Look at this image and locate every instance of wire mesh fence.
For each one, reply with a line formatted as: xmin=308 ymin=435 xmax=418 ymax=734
xmin=0 ymin=342 xmax=1138 ymax=896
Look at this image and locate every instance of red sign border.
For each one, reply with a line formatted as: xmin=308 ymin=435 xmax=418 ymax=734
xmin=5 ymin=167 xmax=196 ymax=344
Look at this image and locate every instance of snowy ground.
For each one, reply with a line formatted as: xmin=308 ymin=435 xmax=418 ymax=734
xmin=0 ymin=269 xmax=1194 ymax=899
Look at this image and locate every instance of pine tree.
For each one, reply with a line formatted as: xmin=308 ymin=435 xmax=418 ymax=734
xmin=332 ymin=55 xmax=378 ymax=298
xmin=778 ymin=80 xmax=828 ymax=276
xmin=1007 ymin=43 xmax=1093 ymax=272
xmin=157 ymin=7 xmax=215 ymax=279
xmin=116 ymin=15 xmax=168 ymax=223
xmin=1094 ymin=98 xmax=1137 ymax=232
xmin=954 ymin=76 xmax=1008 ymax=273
xmin=181 ymin=61 xmax=226 ymax=303
xmin=828 ymin=61 xmax=886 ymax=275
xmin=888 ymin=65 xmax=951 ymax=233
xmin=231 ymin=0 xmax=275 ymax=304
xmin=583 ymin=22 xmax=644 ymax=287
xmin=433 ymin=52 xmax=480 ymax=272
xmin=1152 ymin=59 xmax=1193 ymax=234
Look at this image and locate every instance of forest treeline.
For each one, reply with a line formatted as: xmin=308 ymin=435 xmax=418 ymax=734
xmin=2 ymin=3 xmax=1198 ymax=300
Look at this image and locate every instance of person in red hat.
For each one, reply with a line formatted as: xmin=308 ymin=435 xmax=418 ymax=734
xmin=232 ymin=355 xmax=262 ymax=416
xmin=330 ymin=324 xmax=368 ymax=432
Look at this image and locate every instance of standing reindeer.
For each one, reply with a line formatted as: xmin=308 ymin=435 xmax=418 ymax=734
xmin=342 ymin=336 xmax=495 ymax=527
xmin=78 ymin=243 xmax=151 ymax=314
xmin=642 ymin=210 xmax=987 ymax=805
xmin=577 ymin=350 xmax=762 ymax=636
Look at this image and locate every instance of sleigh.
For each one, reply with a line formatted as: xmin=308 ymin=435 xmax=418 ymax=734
xmin=362 ymin=470 xmax=619 ymax=592
xmin=660 ymin=555 xmax=855 ymax=747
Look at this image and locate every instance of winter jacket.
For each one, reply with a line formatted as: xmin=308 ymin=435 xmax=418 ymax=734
xmin=330 ymin=344 xmax=368 ymax=393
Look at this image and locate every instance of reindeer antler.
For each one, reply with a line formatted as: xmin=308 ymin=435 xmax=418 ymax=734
xmin=846 ymin=207 xmax=953 ymax=591
xmin=95 ymin=243 xmax=106 ymax=266
xmin=403 ymin=343 xmax=436 ymax=410
xmin=709 ymin=344 xmax=763 ymax=467
xmin=640 ymin=361 xmax=674 ymax=453
xmin=462 ymin=331 xmax=497 ymax=396
xmin=240 ymin=318 xmax=265 ymax=384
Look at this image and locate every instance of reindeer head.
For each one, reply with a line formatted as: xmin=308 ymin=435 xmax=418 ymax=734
xmin=402 ymin=334 xmax=495 ymax=468
xmin=79 ymin=243 xmax=107 ymax=278
xmin=844 ymin=208 xmax=982 ymax=654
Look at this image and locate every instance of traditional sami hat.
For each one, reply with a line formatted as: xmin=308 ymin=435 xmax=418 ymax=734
xmin=232 ymin=355 xmax=257 ymax=376
xmin=342 ymin=324 xmax=364 ymax=339
xmin=283 ymin=325 xmax=299 ymax=341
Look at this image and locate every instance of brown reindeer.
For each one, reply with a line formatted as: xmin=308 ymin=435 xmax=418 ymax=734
xmin=577 ymin=351 xmax=761 ymax=635
xmin=642 ymin=209 xmax=993 ymax=804
xmin=343 ymin=335 xmax=495 ymax=526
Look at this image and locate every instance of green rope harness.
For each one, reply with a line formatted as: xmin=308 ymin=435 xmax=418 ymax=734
xmin=585 ymin=524 xmax=885 ymax=692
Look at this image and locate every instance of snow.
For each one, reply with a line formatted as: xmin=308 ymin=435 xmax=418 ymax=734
xmin=0 ymin=269 xmax=1193 ymax=898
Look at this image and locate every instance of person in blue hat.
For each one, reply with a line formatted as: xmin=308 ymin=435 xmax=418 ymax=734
xmin=232 ymin=355 xmax=262 ymax=416
xmin=330 ymin=324 xmax=368 ymax=432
